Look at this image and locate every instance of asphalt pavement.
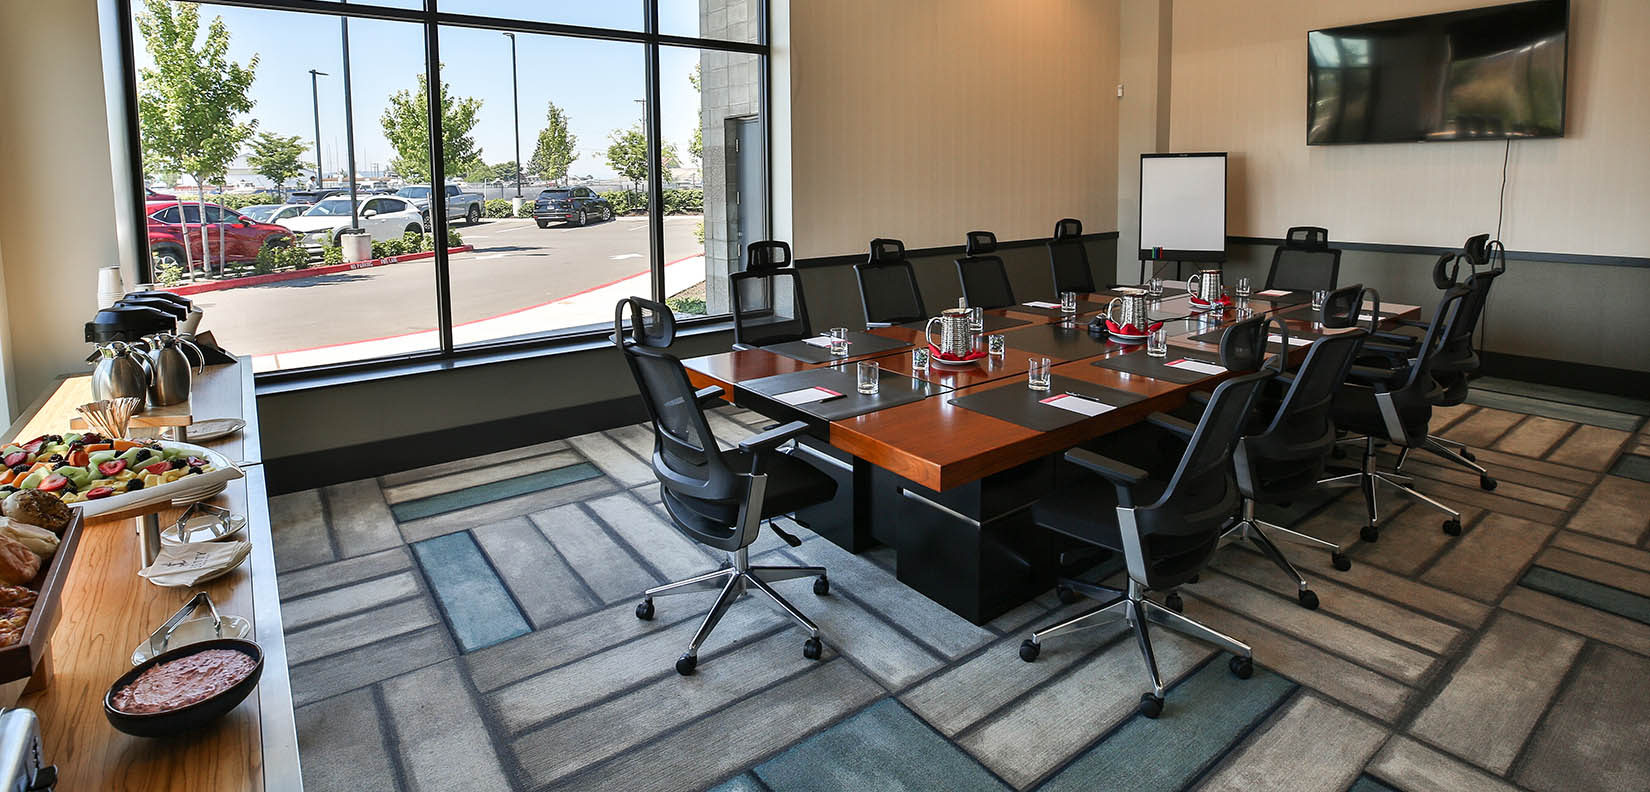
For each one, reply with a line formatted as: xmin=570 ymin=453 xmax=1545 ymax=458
xmin=195 ymin=215 xmax=702 ymax=357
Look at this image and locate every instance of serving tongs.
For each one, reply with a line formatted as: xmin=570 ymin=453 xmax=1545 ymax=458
xmin=162 ymin=502 xmax=246 ymax=545
xmin=152 ymin=592 xmax=222 ymax=655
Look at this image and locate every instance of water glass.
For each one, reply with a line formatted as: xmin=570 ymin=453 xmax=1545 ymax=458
xmin=1146 ymin=328 xmax=1169 ymax=358
xmin=987 ymin=334 xmax=1006 ymax=357
xmin=1311 ymin=290 xmax=1329 ymax=311
xmin=912 ymin=347 xmax=931 ymax=371
xmin=969 ymin=306 xmax=984 ymax=332
xmin=958 ymin=297 xmax=969 ymax=310
xmin=1147 ymin=278 xmax=1163 ymax=296
xmin=1060 ymin=291 xmax=1079 ymax=314
xmin=857 ymin=361 xmax=880 ymax=395
xmin=1235 ymin=276 xmax=1251 ymax=297
xmin=829 ymin=326 xmax=850 ymax=357
xmin=1027 ymin=357 xmax=1052 ymax=391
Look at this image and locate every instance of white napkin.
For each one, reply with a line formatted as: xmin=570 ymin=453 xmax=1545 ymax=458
xmin=1023 ymin=301 xmax=1060 ymax=309
xmin=774 ymin=386 xmax=843 ymax=406
xmin=802 ymin=336 xmax=839 ymax=348
xmin=1166 ymin=358 xmax=1226 ymax=375
xmin=140 ymin=541 xmax=251 ymax=587
xmin=1256 ymin=289 xmax=1291 ymax=297
xmin=1267 ymin=334 xmax=1313 ymax=347
xmin=1040 ymin=394 xmax=1115 ymax=417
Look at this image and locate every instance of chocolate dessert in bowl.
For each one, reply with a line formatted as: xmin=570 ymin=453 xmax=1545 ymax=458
xmin=104 ymin=638 xmax=263 ymax=737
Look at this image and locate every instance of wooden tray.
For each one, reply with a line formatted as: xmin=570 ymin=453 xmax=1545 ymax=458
xmin=0 ymin=508 xmax=85 ymax=683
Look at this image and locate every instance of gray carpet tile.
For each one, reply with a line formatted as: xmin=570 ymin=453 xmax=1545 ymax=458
xmin=269 ymin=377 xmax=1650 ymax=791
xmin=1472 ymin=377 xmax=1650 ymax=418
xmin=1610 ymin=452 xmax=1650 ymax=482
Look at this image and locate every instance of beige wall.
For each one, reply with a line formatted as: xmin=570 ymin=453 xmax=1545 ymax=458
xmin=0 ymin=1 xmax=121 ymax=413
xmin=789 ymin=0 xmax=1121 ymax=259
xmin=1168 ymin=0 xmax=1650 ymax=256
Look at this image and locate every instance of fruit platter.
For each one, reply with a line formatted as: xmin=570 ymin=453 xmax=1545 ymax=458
xmin=0 ymin=432 xmax=242 ymax=519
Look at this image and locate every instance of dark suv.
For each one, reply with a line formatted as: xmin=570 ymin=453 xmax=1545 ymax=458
xmin=533 ymin=187 xmax=613 ymax=228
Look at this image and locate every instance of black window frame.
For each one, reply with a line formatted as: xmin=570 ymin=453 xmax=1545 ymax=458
xmin=111 ymin=0 xmax=770 ymax=385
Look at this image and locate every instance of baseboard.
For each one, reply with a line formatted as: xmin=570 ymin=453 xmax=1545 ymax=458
xmin=264 ymin=395 xmax=647 ymax=495
xmin=1479 ymin=351 xmax=1650 ymax=399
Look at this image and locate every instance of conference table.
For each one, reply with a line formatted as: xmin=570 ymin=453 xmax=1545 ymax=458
xmin=682 ymin=288 xmax=1420 ymax=624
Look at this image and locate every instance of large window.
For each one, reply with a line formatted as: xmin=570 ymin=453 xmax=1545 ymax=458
xmin=123 ymin=0 xmax=767 ymax=374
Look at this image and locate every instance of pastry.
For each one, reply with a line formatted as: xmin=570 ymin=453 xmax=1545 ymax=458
xmin=0 ymin=519 xmax=57 ymax=559
xmin=0 ymin=585 xmax=36 ymax=608
xmin=2 ymin=490 xmax=70 ymax=533
xmin=0 ymin=536 xmax=39 ymax=586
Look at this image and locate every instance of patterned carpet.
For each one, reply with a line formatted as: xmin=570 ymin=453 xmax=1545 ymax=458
xmin=271 ymin=375 xmax=1650 ymax=792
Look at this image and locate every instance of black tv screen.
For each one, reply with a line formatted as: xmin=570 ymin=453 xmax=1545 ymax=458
xmin=1307 ymin=0 xmax=1568 ymax=144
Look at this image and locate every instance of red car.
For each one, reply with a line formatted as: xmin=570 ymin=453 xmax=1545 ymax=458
xmin=145 ymin=186 xmax=177 ymax=201
xmin=145 ymin=200 xmax=296 ymax=271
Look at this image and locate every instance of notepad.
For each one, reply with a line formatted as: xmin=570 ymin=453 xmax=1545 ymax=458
xmin=1040 ymin=393 xmax=1115 ymax=416
xmin=774 ymin=386 xmax=843 ymax=405
xmin=1267 ymin=334 xmax=1313 ymax=347
xmin=1256 ymin=289 xmax=1291 ymax=297
xmin=1023 ymin=301 xmax=1061 ymax=309
xmin=802 ymin=336 xmax=843 ymax=348
xmin=1166 ymin=358 xmax=1226 ymax=375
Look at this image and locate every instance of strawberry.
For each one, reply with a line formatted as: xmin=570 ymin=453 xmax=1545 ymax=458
xmin=37 ymin=474 xmax=68 ymax=492
xmin=98 ymin=460 xmax=128 ymax=477
xmin=143 ymin=461 xmax=173 ymax=475
xmin=85 ymin=486 xmax=115 ymax=500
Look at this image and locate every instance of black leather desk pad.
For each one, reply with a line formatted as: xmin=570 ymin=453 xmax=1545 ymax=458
xmin=762 ymin=331 xmax=910 ymax=364
xmin=1091 ymin=349 xmax=1223 ymax=384
xmin=1242 ymin=290 xmax=1311 ymax=307
xmin=1010 ymin=299 xmax=1106 ymax=318
xmin=899 ymin=314 xmax=1030 ymax=334
xmin=1005 ymin=322 xmax=1128 ymax=360
xmin=739 ymin=365 xmax=944 ymax=421
xmin=948 ymin=374 xmax=1146 ymax=432
xmin=1187 ymin=327 xmax=1323 ymax=354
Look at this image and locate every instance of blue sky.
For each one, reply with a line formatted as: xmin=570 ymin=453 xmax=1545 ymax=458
xmin=132 ymin=1 xmax=724 ymax=181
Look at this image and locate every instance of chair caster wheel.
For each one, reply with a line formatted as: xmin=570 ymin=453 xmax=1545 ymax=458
xmin=1019 ymin=639 xmax=1041 ymax=662
xmin=813 ymin=576 xmax=830 ymax=596
xmin=1298 ymin=589 xmax=1319 ymax=610
xmin=1480 ymin=475 xmax=1497 ymax=491
xmin=675 ymin=654 xmax=697 ymax=676
xmin=635 ymin=599 xmax=654 ymax=620
xmin=1331 ymin=552 xmax=1351 ymax=572
xmin=1055 ymin=585 xmax=1079 ymax=605
xmin=1229 ymin=655 xmax=1254 ymax=679
xmin=803 ymin=637 xmax=823 ymax=660
xmin=1360 ymin=525 xmax=1380 ymax=543
xmin=1164 ymin=592 xmax=1184 ymax=613
xmin=1442 ymin=518 xmax=1462 ymax=536
xmin=1460 ymin=448 xmax=1476 ymax=462
xmin=1138 ymin=693 xmax=1164 ymax=719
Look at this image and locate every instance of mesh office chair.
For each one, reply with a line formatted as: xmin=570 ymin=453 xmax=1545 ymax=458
xmin=854 ymin=238 xmax=927 ymax=326
xmin=615 ymin=297 xmax=839 ymax=675
xmin=731 ymin=240 xmax=812 ymax=349
xmin=1323 ymin=287 xmax=1471 ymax=542
xmin=1019 ymin=357 xmax=1273 ymax=718
xmin=1047 ymin=218 xmax=1096 ymax=295
xmin=955 ymin=231 xmax=1017 ymax=309
xmin=1264 ymin=226 xmax=1341 ymax=293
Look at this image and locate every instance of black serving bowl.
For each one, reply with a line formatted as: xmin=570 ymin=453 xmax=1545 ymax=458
xmin=104 ymin=638 xmax=264 ymax=738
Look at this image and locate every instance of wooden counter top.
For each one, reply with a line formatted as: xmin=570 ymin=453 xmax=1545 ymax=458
xmin=2 ymin=361 xmax=298 ymax=791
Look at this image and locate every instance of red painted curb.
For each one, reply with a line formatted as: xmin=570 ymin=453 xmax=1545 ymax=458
xmin=160 ymin=246 xmax=475 ymax=296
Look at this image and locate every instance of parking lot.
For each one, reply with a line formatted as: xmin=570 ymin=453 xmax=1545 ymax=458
xmin=194 ymin=214 xmax=704 ymax=366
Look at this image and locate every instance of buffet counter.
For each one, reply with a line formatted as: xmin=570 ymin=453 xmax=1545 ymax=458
xmin=0 ymin=360 xmax=299 ymax=790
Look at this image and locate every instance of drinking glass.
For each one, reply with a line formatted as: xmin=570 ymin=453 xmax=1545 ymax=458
xmin=958 ymin=297 xmax=969 ymax=310
xmin=1147 ymin=278 xmax=1163 ymax=296
xmin=1027 ymin=357 xmax=1051 ymax=391
xmin=857 ymin=361 xmax=880 ymax=395
xmin=1060 ymin=291 xmax=1078 ymax=314
xmin=1311 ymin=290 xmax=1328 ymax=311
xmin=987 ymin=334 xmax=1006 ymax=357
xmin=1146 ymin=327 xmax=1169 ymax=358
xmin=969 ymin=306 xmax=984 ymax=332
xmin=912 ymin=347 xmax=931 ymax=371
xmin=829 ymin=326 xmax=850 ymax=357
xmin=1235 ymin=276 xmax=1251 ymax=297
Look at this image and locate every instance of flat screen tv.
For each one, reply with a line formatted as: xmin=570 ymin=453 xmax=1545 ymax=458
xmin=1307 ymin=0 xmax=1568 ymax=145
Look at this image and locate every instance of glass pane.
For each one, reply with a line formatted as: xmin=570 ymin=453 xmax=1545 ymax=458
xmin=131 ymin=1 xmax=439 ymax=371
xmin=436 ymin=26 xmax=652 ymax=346
xmin=660 ymin=0 xmax=764 ymax=44
xmin=439 ymin=0 xmax=642 ymax=31
xmin=660 ymin=46 xmax=764 ymax=320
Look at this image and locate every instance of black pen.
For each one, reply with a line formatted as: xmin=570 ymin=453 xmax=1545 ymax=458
xmin=1061 ymin=391 xmax=1104 ymax=403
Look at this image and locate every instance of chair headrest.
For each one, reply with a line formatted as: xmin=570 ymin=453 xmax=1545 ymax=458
xmin=868 ymin=238 xmax=906 ymax=265
xmin=964 ymin=231 xmax=996 ymax=256
xmin=613 ymin=296 xmax=675 ymax=349
xmin=1053 ymin=219 xmax=1082 ymax=241
xmin=747 ymin=240 xmax=792 ymax=271
xmin=1461 ymin=233 xmax=1491 ymax=268
xmin=1283 ymin=226 xmax=1329 ymax=250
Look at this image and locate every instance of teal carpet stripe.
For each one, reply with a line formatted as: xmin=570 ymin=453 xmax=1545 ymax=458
xmin=1036 ymin=656 xmax=1296 ymax=792
xmin=1347 ymin=775 xmax=1402 ymax=792
xmin=754 ymin=698 xmax=1009 ymax=792
xmin=707 ymin=773 xmax=766 ymax=792
xmin=1473 ymin=377 xmax=1650 ymax=418
xmin=1464 ymin=389 xmax=1642 ymax=432
xmin=411 ymin=532 xmax=531 ymax=652
xmin=389 ymin=462 xmax=602 ymax=522
xmin=1522 ymin=567 xmax=1650 ymax=626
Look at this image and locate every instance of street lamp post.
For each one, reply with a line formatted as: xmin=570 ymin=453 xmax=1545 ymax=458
xmin=341 ymin=14 xmax=359 ymax=230
xmin=505 ymin=32 xmax=521 ymax=198
xmin=309 ymin=69 xmax=327 ymax=191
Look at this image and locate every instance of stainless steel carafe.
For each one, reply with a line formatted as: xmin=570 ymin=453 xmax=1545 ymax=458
xmin=924 ymin=308 xmax=976 ymax=357
xmin=1104 ymin=288 xmax=1152 ymax=331
xmin=1185 ymin=269 xmax=1225 ymax=303
xmin=90 ymin=341 xmax=152 ymax=402
xmin=143 ymin=333 xmax=204 ymax=407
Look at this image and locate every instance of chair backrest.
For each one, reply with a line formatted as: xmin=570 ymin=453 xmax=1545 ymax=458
xmin=731 ymin=240 xmax=812 ymax=347
xmin=1319 ymin=282 xmax=1367 ymax=328
xmin=1126 ymin=369 xmax=1272 ymax=590
xmin=1374 ymin=286 xmax=1470 ymax=443
xmin=614 ymin=297 xmax=741 ymax=507
xmin=1243 ymin=328 xmax=1369 ymax=483
xmin=1217 ymin=313 xmax=1286 ymax=373
xmin=1265 ymin=226 xmax=1340 ymax=293
xmin=613 ymin=294 xmax=676 ymax=349
xmin=1047 ymin=218 xmax=1095 ymax=294
xmin=855 ymin=238 xmax=927 ymax=325
xmin=955 ymin=230 xmax=1016 ymax=309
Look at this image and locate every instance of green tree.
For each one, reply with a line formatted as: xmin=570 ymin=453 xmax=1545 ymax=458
xmin=527 ymin=101 xmax=577 ymax=184
xmin=462 ymin=162 xmax=495 ymax=183
xmin=136 ymin=1 xmax=259 ymax=277
xmin=380 ymin=71 xmax=483 ymax=183
xmin=490 ymin=160 xmax=521 ymax=184
xmin=244 ymin=131 xmax=307 ymax=193
xmin=605 ymin=123 xmax=679 ymax=191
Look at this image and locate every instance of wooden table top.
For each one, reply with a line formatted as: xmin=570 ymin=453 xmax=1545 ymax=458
xmin=3 ymin=362 xmax=297 ymax=791
xmin=684 ymin=294 xmax=1419 ymax=492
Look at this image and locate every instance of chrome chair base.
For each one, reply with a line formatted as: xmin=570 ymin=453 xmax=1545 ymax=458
xmin=1320 ymin=438 xmax=1462 ymax=542
xmin=1019 ymin=579 xmax=1253 ymax=718
xmin=636 ymin=534 xmax=828 ymax=675
xmin=1221 ymin=500 xmax=1346 ymax=609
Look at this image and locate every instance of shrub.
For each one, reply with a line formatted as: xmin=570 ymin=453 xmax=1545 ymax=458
xmin=446 ymin=228 xmax=464 ymax=249
xmin=599 ymin=189 xmax=647 ymax=215
xmin=155 ymin=259 xmax=186 ymax=286
xmin=483 ymin=198 xmax=515 ymax=219
xmin=666 ymin=295 xmax=707 ymax=316
xmin=322 ymin=244 xmax=343 ymax=267
xmin=694 ymin=220 xmax=705 ymax=245
xmin=218 ymin=193 xmax=284 ymax=211
xmin=662 ymin=188 xmax=704 ymax=215
xmin=517 ymin=201 xmax=533 ymax=218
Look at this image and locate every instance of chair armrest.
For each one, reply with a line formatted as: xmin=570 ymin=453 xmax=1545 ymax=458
xmin=738 ymin=420 xmax=809 ymax=456
xmin=1347 ymin=364 xmax=1401 ymax=387
xmin=1396 ymin=318 xmax=1429 ymax=329
xmin=695 ymin=385 xmax=726 ymax=408
xmin=731 ymin=342 xmax=755 ymax=351
xmin=1148 ymin=412 xmax=1197 ymax=438
xmin=1065 ymin=447 xmax=1151 ymax=508
xmin=1371 ymin=331 xmax=1418 ymax=346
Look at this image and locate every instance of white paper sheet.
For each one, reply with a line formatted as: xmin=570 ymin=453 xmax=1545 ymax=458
xmin=1022 ymin=301 xmax=1060 ymax=309
xmin=1166 ymin=358 xmax=1227 ymax=375
xmin=1267 ymin=334 xmax=1313 ymax=347
xmin=1256 ymin=289 xmax=1291 ymax=297
xmin=802 ymin=336 xmax=839 ymax=348
xmin=774 ymin=386 xmax=843 ymax=405
xmin=1040 ymin=394 xmax=1115 ymax=417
